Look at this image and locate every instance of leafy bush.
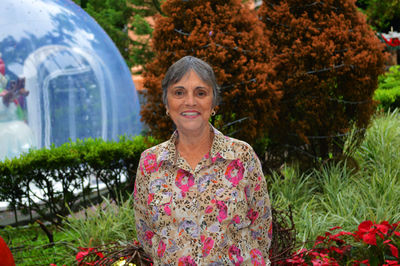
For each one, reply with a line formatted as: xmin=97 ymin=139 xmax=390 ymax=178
xmin=63 ymin=196 xmax=137 ymax=247
xmin=0 ymin=135 xmax=158 ymax=225
xmin=374 ymin=66 xmax=400 ymax=112
xmin=58 ymin=195 xmax=138 ymax=265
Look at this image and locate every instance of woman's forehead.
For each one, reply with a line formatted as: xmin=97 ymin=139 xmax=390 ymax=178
xmin=171 ymin=69 xmax=212 ymax=87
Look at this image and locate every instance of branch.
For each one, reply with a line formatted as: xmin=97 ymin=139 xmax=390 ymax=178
xmin=36 ymin=220 xmax=54 ymax=246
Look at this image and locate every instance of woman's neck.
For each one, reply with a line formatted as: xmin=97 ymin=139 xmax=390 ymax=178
xmin=176 ymin=125 xmax=214 ymax=169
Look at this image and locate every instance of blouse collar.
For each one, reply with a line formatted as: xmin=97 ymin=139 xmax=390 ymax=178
xmin=156 ymin=124 xmax=236 ymax=165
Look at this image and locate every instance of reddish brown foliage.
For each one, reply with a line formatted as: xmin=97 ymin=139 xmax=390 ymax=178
xmin=259 ymin=0 xmax=387 ymax=165
xmin=140 ymin=0 xmax=280 ymax=144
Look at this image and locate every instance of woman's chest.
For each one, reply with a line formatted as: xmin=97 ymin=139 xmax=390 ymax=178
xmin=147 ymin=162 xmax=249 ymax=229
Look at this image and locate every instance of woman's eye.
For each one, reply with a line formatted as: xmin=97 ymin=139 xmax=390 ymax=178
xmin=197 ymin=90 xmax=207 ymax=97
xmin=174 ymin=90 xmax=184 ymax=97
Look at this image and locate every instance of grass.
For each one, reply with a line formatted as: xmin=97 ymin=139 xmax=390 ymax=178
xmin=58 ymin=195 xmax=138 ymax=265
xmin=268 ymin=109 xmax=400 ymax=246
xmin=0 ymin=223 xmax=78 ymax=265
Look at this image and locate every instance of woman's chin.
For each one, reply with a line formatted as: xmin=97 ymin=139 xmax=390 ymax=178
xmin=176 ymin=121 xmax=209 ymax=134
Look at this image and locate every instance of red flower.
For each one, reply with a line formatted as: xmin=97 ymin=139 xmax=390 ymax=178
xmin=383 ymin=260 xmax=400 ymax=266
xmin=357 ymin=220 xmax=373 ymax=236
xmin=363 ymin=259 xmax=370 ymax=264
xmin=356 ymin=220 xmax=378 ymax=245
xmin=376 ymin=221 xmax=392 ymax=235
xmin=330 ymin=245 xmax=349 ymax=255
xmin=365 ymin=232 xmax=378 ymax=245
xmin=76 ymin=247 xmax=104 ymax=265
xmin=286 ymin=256 xmax=305 ymax=264
xmin=388 ymin=243 xmax=399 ymax=258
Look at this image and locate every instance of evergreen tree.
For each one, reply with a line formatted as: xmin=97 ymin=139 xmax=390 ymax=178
xmin=259 ymin=0 xmax=387 ymax=166
xmin=72 ymin=0 xmax=159 ymax=68
xmin=141 ymin=0 xmax=279 ymax=145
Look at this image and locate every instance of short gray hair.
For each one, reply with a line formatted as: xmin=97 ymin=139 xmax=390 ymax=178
xmin=162 ymin=56 xmax=220 ymax=108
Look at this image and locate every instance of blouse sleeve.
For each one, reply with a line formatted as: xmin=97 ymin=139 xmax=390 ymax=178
xmin=245 ymin=146 xmax=272 ymax=261
xmin=133 ymin=151 xmax=155 ymax=257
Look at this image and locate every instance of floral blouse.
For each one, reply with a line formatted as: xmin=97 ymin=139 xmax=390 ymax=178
xmin=134 ymin=126 xmax=272 ymax=265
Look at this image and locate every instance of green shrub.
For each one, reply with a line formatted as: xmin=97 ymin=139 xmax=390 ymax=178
xmin=59 ymin=195 xmax=138 ymax=265
xmin=0 ymin=135 xmax=158 ymax=225
xmin=374 ymin=66 xmax=400 ymax=112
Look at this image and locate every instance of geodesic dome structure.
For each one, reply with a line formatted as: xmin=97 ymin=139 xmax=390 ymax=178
xmin=0 ymin=0 xmax=142 ymax=160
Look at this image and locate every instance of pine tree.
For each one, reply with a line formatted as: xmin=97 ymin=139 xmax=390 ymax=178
xmin=259 ymin=0 xmax=387 ymax=165
xmin=141 ymin=0 xmax=279 ymax=144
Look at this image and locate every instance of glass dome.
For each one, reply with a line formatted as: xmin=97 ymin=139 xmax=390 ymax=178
xmin=0 ymin=0 xmax=142 ymax=160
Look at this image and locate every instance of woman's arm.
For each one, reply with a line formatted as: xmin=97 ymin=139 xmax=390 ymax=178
xmin=133 ymin=151 xmax=155 ymax=256
xmin=245 ymin=147 xmax=272 ymax=260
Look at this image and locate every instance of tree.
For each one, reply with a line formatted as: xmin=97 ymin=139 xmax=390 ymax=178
xmin=141 ymin=0 xmax=279 ymax=145
xmin=72 ymin=0 xmax=160 ymax=68
xmin=258 ymin=0 xmax=387 ymax=166
xmin=356 ymin=0 xmax=400 ymax=32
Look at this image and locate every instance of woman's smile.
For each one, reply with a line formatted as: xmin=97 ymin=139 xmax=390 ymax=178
xmin=181 ymin=110 xmax=201 ymax=118
xmin=166 ymin=70 xmax=213 ymax=134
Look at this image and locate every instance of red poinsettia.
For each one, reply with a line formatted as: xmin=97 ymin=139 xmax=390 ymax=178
xmin=280 ymin=220 xmax=400 ymax=265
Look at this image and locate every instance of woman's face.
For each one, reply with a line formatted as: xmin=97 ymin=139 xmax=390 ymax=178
xmin=166 ymin=70 xmax=214 ymax=135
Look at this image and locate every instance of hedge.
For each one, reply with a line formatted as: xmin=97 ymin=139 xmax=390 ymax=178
xmin=0 ymin=135 xmax=158 ymax=225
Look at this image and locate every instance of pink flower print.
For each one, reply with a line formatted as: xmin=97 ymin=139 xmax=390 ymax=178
xmin=254 ymin=183 xmax=261 ymax=192
xmin=157 ymin=240 xmax=166 ymax=257
xmin=175 ymin=169 xmax=195 ymax=197
xmin=178 ymin=255 xmax=197 ymax=266
xmin=164 ymin=204 xmax=171 ymax=216
xmin=230 ymin=215 xmax=241 ymax=226
xmin=147 ymin=193 xmax=154 ymax=205
xmin=244 ymin=185 xmax=250 ymax=202
xmin=216 ymin=200 xmax=228 ymax=223
xmin=144 ymin=231 xmax=154 ymax=246
xmin=211 ymin=152 xmax=223 ymax=163
xmin=247 ymin=208 xmax=259 ymax=225
xmin=201 ymin=237 xmax=214 ymax=257
xmin=205 ymin=205 xmax=213 ymax=213
xmin=225 ymin=159 xmax=244 ymax=187
xmin=143 ymin=153 xmax=159 ymax=174
xmin=250 ymin=249 xmax=266 ymax=266
xmin=229 ymin=245 xmax=244 ymax=266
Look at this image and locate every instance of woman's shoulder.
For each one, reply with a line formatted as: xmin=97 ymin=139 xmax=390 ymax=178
xmin=141 ymin=139 xmax=170 ymax=157
xmin=220 ymin=134 xmax=255 ymax=155
xmin=213 ymin=126 xmax=254 ymax=154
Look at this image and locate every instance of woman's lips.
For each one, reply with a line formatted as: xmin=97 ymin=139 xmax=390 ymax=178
xmin=181 ymin=111 xmax=200 ymax=118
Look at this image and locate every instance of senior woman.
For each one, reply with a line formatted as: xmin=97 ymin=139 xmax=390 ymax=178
xmin=134 ymin=56 xmax=272 ymax=265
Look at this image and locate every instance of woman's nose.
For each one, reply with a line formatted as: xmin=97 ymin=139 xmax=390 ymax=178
xmin=185 ymin=92 xmax=196 ymax=106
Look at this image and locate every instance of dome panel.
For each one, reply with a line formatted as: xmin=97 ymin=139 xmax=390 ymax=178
xmin=0 ymin=0 xmax=142 ymax=160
